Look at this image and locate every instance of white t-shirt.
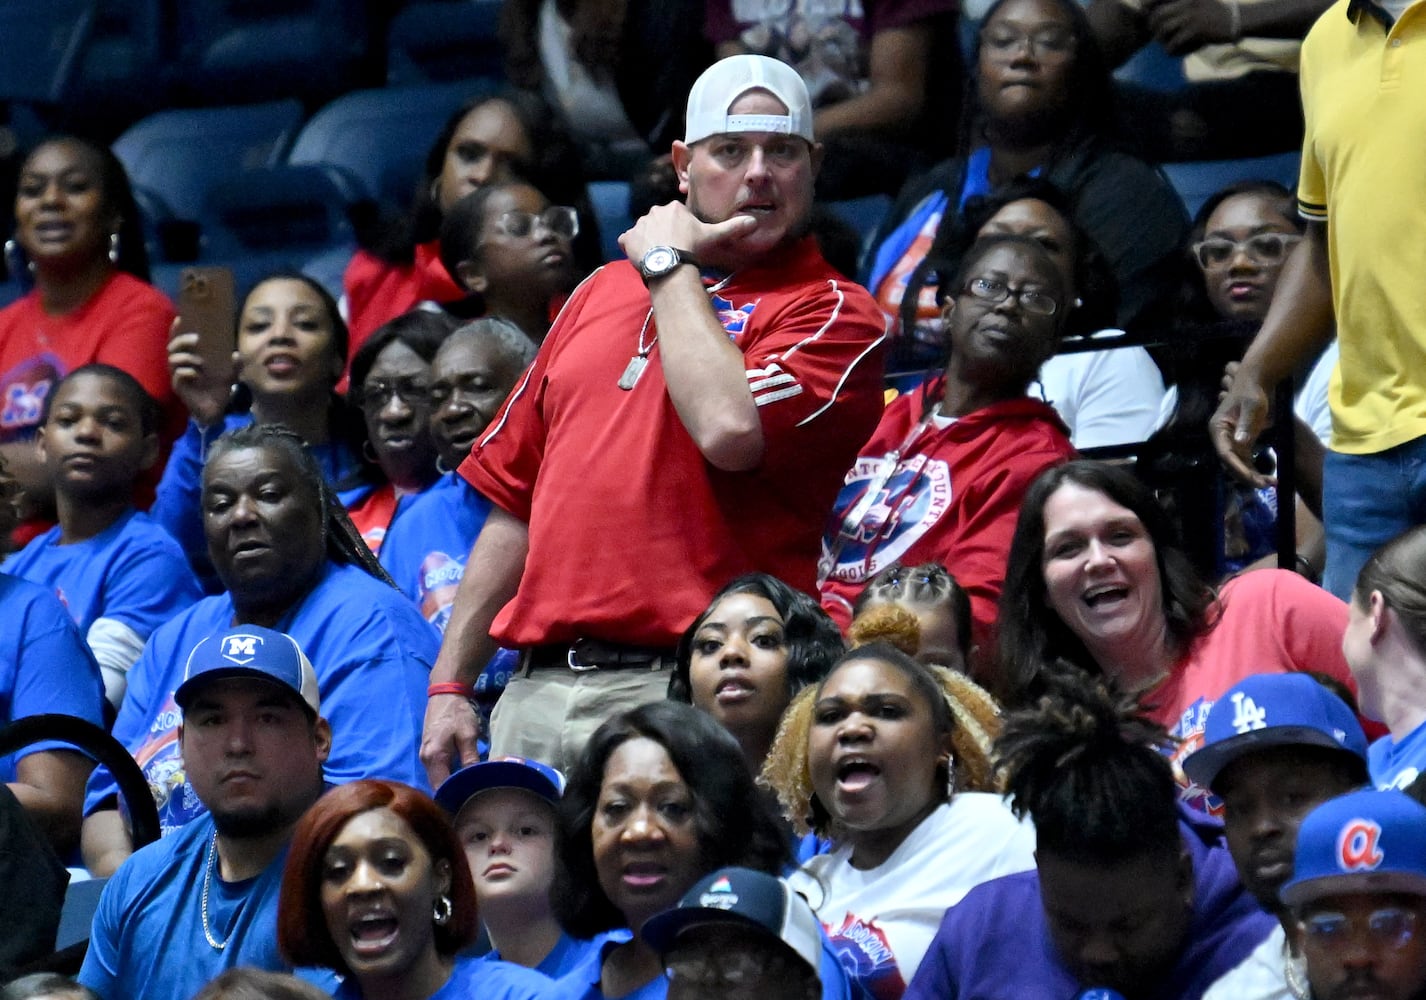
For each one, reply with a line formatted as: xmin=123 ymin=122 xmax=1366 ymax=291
xmin=788 ymin=793 xmax=1036 ymax=997
xmin=1155 ymin=339 xmax=1336 ymax=446
xmin=1036 ymin=335 xmax=1166 ymax=449
xmin=1202 ymin=923 xmax=1298 ymax=1000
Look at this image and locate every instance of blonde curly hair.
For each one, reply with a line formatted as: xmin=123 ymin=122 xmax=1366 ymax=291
xmin=760 ymin=604 xmax=1004 ymax=837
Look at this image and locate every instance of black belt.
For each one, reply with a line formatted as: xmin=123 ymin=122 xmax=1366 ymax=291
xmin=522 ymin=638 xmax=677 ymax=673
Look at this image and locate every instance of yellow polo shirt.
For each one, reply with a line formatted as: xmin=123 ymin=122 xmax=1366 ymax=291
xmin=1298 ymin=0 xmax=1426 ymax=454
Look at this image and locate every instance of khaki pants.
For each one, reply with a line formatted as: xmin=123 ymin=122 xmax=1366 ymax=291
xmin=489 ymin=664 xmax=670 ymax=774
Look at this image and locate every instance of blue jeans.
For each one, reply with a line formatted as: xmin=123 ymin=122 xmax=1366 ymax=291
xmin=1322 ymin=434 xmax=1426 ymax=599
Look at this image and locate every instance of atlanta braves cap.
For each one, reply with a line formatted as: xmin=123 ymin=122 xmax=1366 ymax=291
xmin=175 ymin=625 xmax=321 ymax=717
xmin=684 ymin=54 xmax=814 ymax=146
xmin=1182 ymin=673 xmax=1367 ymax=791
xmin=435 ymin=755 xmax=567 ymax=817
xmin=1280 ymin=789 xmax=1426 ymax=907
xmin=643 ymin=867 xmax=823 ymax=975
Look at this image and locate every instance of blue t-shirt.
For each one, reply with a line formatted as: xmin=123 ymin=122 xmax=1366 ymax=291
xmin=549 ymin=929 xmax=857 ymax=1000
xmin=378 ymin=471 xmax=514 ymax=727
xmin=78 ymin=814 xmax=340 ymax=1000
xmin=486 ymin=931 xmax=616 ymax=980
xmin=378 ymin=471 xmax=492 ymax=631
xmin=331 ymin=953 xmax=554 ymax=999
xmin=904 ymin=810 xmax=1276 ymax=1000
xmin=3 ymin=508 xmax=202 ymax=639
xmin=151 ymin=413 xmax=369 ymax=591
xmin=0 ymin=573 xmax=105 ymax=780
xmin=84 ymin=561 xmax=440 ymax=831
xmin=1370 ymin=719 xmax=1426 ymax=790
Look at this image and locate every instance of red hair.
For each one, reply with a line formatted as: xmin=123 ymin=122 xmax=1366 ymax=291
xmin=278 ymin=780 xmax=478 ymax=975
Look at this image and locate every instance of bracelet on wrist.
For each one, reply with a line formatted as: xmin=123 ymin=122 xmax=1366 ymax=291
xmin=427 ymin=682 xmax=477 ymax=699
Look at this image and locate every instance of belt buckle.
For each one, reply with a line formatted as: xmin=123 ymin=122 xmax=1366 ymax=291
xmin=567 ymin=640 xmax=600 ymax=672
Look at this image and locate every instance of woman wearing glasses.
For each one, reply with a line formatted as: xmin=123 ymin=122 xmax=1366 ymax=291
xmin=819 ymin=234 xmax=1076 ymax=681
xmin=344 ymin=309 xmax=460 ymax=554
xmin=439 ymin=181 xmax=582 ymax=345
xmin=1140 ymin=180 xmax=1331 ymax=581
xmin=864 ymin=0 xmax=1187 ymax=371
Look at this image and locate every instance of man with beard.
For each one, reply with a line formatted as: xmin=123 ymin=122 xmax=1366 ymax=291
xmin=78 ymin=625 xmax=338 ymax=1000
xmin=1282 ymin=789 xmax=1426 ymax=1000
xmin=1183 ymin=673 xmax=1371 ymax=1000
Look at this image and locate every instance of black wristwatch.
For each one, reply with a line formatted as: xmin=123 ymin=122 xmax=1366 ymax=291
xmin=638 ymin=245 xmax=700 ymax=285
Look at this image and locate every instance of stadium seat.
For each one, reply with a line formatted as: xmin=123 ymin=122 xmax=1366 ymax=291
xmin=287 ymin=80 xmax=498 ymax=212
xmin=0 ymin=0 xmax=96 ymax=106
xmin=386 ymin=0 xmax=504 ymax=85
xmin=65 ymin=0 xmax=172 ymax=134
xmin=114 ymin=100 xmax=305 ymax=224
xmin=199 ymin=164 xmax=360 ymax=299
xmin=1163 ymin=151 xmax=1302 ymax=217
xmin=170 ymin=0 xmax=370 ymax=106
xmin=825 ymin=194 xmax=893 ymax=264
xmin=586 ymin=181 xmax=632 ymax=263
xmin=1113 ymin=41 xmax=1189 ymax=93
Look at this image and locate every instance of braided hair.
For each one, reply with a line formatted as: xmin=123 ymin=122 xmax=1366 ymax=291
xmin=206 ymin=423 xmax=395 ymax=588
xmin=852 ymin=562 xmax=973 ymax=666
xmin=996 ymin=667 xmax=1179 ymax=863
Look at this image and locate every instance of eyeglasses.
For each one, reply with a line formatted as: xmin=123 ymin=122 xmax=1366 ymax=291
xmin=962 ymin=276 xmax=1060 ymax=316
xmin=494 ymin=206 xmax=580 ymax=240
xmin=1191 ymin=233 xmax=1302 ymax=270
xmin=665 ymin=950 xmax=800 ymax=990
xmin=355 ymin=377 xmax=430 ymax=411
xmin=981 ymin=28 xmax=1076 ymax=57
xmin=1303 ymin=907 xmax=1420 ymax=952
xmin=428 ymin=374 xmax=497 ymax=406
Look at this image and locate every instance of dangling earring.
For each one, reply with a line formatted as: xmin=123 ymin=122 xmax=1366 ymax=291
xmin=4 ymin=239 xmax=26 ymax=277
xmin=108 ymin=232 xmax=120 ymax=264
xmin=436 ymin=456 xmax=451 ymax=475
xmin=433 ymin=894 xmax=452 ymax=927
xmin=362 ymin=440 xmax=379 ymax=464
xmin=943 ymin=755 xmax=957 ymax=801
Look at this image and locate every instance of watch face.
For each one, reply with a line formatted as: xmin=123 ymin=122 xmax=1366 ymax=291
xmin=644 ymin=247 xmax=677 ymax=275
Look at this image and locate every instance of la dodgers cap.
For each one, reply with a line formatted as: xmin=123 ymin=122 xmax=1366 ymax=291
xmin=1181 ymin=673 xmax=1367 ymax=790
xmin=174 ymin=624 xmax=320 ymax=717
xmin=435 ymin=755 xmax=566 ymax=817
xmin=684 ymin=54 xmax=814 ymax=146
xmin=643 ymin=867 xmax=822 ymax=975
xmin=1280 ymin=789 xmax=1426 ymax=907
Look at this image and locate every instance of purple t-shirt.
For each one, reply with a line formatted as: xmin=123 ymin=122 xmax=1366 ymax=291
xmin=904 ymin=810 xmax=1276 ymax=1000
xmin=704 ymin=0 xmax=954 ymax=107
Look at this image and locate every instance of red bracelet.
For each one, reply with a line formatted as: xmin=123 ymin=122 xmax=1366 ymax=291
xmin=427 ymin=682 xmax=477 ymax=699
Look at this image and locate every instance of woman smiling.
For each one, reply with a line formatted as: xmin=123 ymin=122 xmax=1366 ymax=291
xmin=998 ymin=460 xmax=1358 ymax=806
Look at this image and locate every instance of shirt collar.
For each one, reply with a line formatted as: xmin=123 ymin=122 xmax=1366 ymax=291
xmin=1346 ymin=0 xmax=1395 ymax=31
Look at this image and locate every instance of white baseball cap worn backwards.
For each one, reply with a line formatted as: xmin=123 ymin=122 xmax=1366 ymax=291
xmin=684 ymin=54 xmax=815 ymax=146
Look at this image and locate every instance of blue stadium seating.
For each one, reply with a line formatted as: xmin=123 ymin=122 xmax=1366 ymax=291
xmin=114 ymin=100 xmax=305 ymax=223
xmin=198 ymin=164 xmax=361 ymax=300
xmin=586 ymin=181 xmax=633 ymax=262
xmin=287 ymin=80 xmax=498 ymax=212
xmin=0 ymin=0 xmax=96 ymax=105
xmin=170 ymin=0 xmax=369 ymax=106
xmin=1163 ymin=151 xmax=1302 ymax=217
xmin=1113 ymin=41 xmax=1189 ymax=93
xmin=386 ymin=0 xmax=504 ymax=85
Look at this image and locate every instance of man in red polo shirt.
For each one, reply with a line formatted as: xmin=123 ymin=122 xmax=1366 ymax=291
xmin=421 ymin=54 xmax=886 ymax=778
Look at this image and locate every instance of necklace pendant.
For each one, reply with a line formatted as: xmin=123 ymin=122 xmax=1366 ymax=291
xmin=617 ymin=354 xmax=648 ymax=391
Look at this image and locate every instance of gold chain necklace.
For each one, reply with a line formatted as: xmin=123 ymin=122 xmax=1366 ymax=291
xmin=201 ymin=831 xmax=228 ymax=951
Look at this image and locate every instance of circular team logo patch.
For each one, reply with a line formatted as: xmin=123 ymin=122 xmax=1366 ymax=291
xmin=823 ymin=454 xmax=952 ymax=584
